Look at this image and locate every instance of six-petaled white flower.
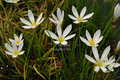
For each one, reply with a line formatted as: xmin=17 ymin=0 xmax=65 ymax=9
xmin=4 ymin=0 xmax=20 ymax=3
xmin=80 ymin=30 xmax=103 ymax=47
xmin=49 ymin=8 xmax=64 ymax=25
xmin=104 ymin=56 xmax=120 ymax=72
xmin=9 ymin=33 xmax=24 ymax=45
xmin=20 ymin=10 xmax=44 ymax=29
xmin=113 ymin=3 xmax=120 ymax=22
xmin=68 ymin=6 xmax=94 ymax=24
xmin=45 ymin=24 xmax=76 ymax=45
xmin=85 ymin=46 xmax=115 ymax=72
xmin=5 ymin=41 xmax=25 ymax=58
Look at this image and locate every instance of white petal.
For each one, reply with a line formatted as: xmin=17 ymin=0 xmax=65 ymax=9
xmin=61 ymin=41 xmax=68 ymax=45
xmin=57 ymin=24 xmax=62 ymax=37
xmin=9 ymin=38 xmax=14 ymax=42
xmin=101 ymin=67 xmax=107 ymax=72
xmin=85 ymin=54 xmax=96 ymax=63
xmin=80 ymin=6 xmax=86 ymax=18
xmin=31 ymin=25 xmax=36 ymax=28
xmin=110 ymin=63 xmax=120 ymax=68
xmin=21 ymin=26 xmax=32 ymax=29
xmin=80 ymin=36 xmax=90 ymax=46
xmin=19 ymin=51 xmax=25 ymax=55
xmin=104 ymin=59 xmax=115 ymax=65
xmin=52 ymin=13 xmax=58 ymax=21
xmin=86 ymin=30 xmax=92 ymax=41
xmin=36 ymin=12 xmax=43 ymax=24
xmin=108 ymin=66 xmax=114 ymax=71
xmin=5 ymin=43 xmax=13 ymax=52
xmin=12 ymin=55 xmax=17 ymax=58
xmin=59 ymin=10 xmax=64 ymax=23
xmin=81 ymin=20 xmax=88 ymax=22
xmin=94 ymin=66 xmax=100 ymax=72
xmin=37 ymin=18 xmax=44 ymax=25
xmin=18 ymin=42 xmax=23 ymax=51
xmin=49 ymin=18 xmax=57 ymax=24
xmin=82 ymin=12 xmax=94 ymax=20
xmin=12 ymin=42 xmax=17 ymax=50
xmin=14 ymin=34 xmax=18 ymax=40
xmin=57 ymin=8 xmax=62 ymax=20
xmin=95 ymin=36 xmax=103 ymax=44
xmin=64 ymin=34 xmax=76 ymax=40
xmin=101 ymin=46 xmax=110 ymax=60
xmin=45 ymin=30 xmax=58 ymax=40
xmin=92 ymin=46 xmax=99 ymax=60
xmin=72 ymin=6 xmax=79 ymax=18
xmin=54 ymin=41 xmax=60 ymax=44
xmin=68 ymin=14 xmax=77 ymax=20
xmin=28 ymin=10 xmax=35 ymax=23
xmin=5 ymin=51 xmax=12 ymax=55
xmin=19 ymin=33 xmax=23 ymax=40
xmin=20 ymin=18 xmax=31 ymax=25
xmin=63 ymin=24 xmax=72 ymax=38
xmin=93 ymin=30 xmax=100 ymax=42
xmin=73 ymin=21 xmax=80 ymax=24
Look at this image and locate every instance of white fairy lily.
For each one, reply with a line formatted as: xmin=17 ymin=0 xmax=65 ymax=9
xmin=20 ymin=10 xmax=44 ymax=29
xmin=85 ymin=46 xmax=115 ymax=72
xmin=113 ymin=3 xmax=120 ymax=22
xmin=9 ymin=33 xmax=24 ymax=45
xmin=68 ymin=6 xmax=94 ymax=24
xmin=4 ymin=0 xmax=20 ymax=3
xmin=49 ymin=8 xmax=64 ymax=25
xmin=5 ymin=42 xmax=25 ymax=58
xmin=80 ymin=30 xmax=103 ymax=47
xmin=115 ymin=41 xmax=120 ymax=54
xmin=45 ymin=24 xmax=76 ymax=45
xmin=104 ymin=56 xmax=120 ymax=72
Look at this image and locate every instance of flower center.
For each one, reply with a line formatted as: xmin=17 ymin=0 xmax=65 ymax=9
xmin=15 ymin=39 xmax=20 ymax=44
xmin=77 ymin=16 xmax=82 ymax=22
xmin=59 ymin=20 xmax=62 ymax=24
xmin=31 ymin=21 xmax=36 ymax=26
xmin=97 ymin=60 xmax=103 ymax=67
xmin=89 ymin=39 xmax=95 ymax=46
xmin=13 ymin=0 xmax=18 ymax=1
xmin=58 ymin=36 xmax=64 ymax=42
xmin=13 ymin=49 xmax=19 ymax=56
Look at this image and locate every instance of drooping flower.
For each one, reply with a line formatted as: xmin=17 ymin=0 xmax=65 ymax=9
xmin=115 ymin=41 xmax=120 ymax=54
xmin=80 ymin=30 xmax=103 ymax=47
xmin=45 ymin=24 xmax=76 ymax=45
xmin=5 ymin=41 xmax=25 ymax=58
xmin=85 ymin=46 xmax=115 ymax=72
xmin=49 ymin=8 xmax=64 ymax=25
xmin=20 ymin=10 xmax=44 ymax=29
xmin=4 ymin=0 xmax=20 ymax=3
xmin=9 ymin=33 xmax=24 ymax=45
xmin=104 ymin=56 xmax=120 ymax=72
xmin=68 ymin=6 xmax=94 ymax=24
xmin=113 ymin=3 xmax=120 ymax=22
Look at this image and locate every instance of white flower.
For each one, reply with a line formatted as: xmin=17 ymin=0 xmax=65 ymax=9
xmin=113 ymin=3 xmax=120 ymax=22
xmin=115 ymin=41 xmax=120 ymax=53
xmin=4 ymin=0 xmax=20 ymax=3
xmin=9 ymin=33 xmax=24 ymax=45
xmin=5 ymin=42 xmax=25 ymax=58
xmin=20 ymin=10 xmax=44 ymax=29
xmin=45 ymin=24 xmax=76 ymax=45
xmin=49 ymin=8 xmax=64 ymax=25
xmin=80 ymin=30 xmax=103 ymax=47
xmin=104 ymin=56 xmax=120 ymax=72
xmin=85 ymin=46 xmax=115 ymax=72
xmin=68 ymin=6 xmax=94 ymax=24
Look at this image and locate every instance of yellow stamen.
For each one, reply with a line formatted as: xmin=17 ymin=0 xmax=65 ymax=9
xmin=58 ymin=36 xmax=64 ymax=42
xmin=15 ymin=39 xmax=20 ymax=44
xmin=13 ymin=0 xmax=18 ymax=1
xmin=13 ymin=49 xmax=19 ymax=56
xmin=89 ymin=39 xmax=95 ymax=46
xmin=77 ymin=16 xmax=82 ymax=22
xmin=97 ymin=60 xmax=103 ymax=67
xmin=31 ymin=21 xmax=36 ymax=26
